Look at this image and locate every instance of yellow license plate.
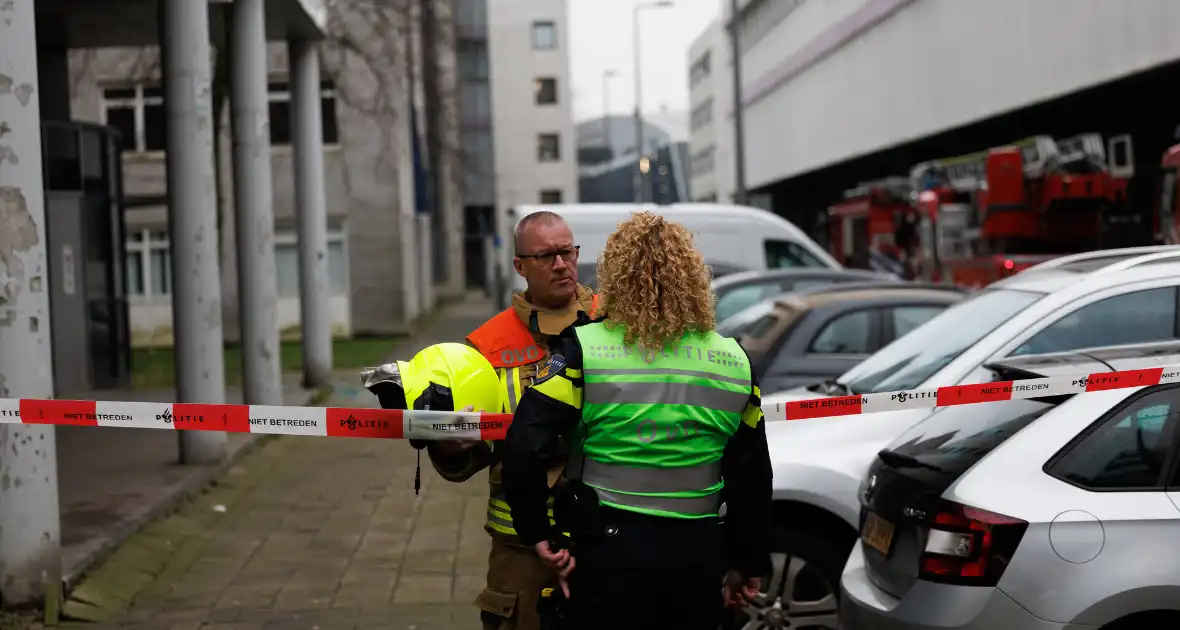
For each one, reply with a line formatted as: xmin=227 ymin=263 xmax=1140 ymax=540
xmin=862 ymin=511 xmax=896 ymax=555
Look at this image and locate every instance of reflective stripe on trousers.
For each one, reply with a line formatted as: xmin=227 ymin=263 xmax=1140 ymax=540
xmin=486 ymin=494 xmax=556 ymax=537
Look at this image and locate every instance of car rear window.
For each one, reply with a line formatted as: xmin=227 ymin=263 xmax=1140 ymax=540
xmin=883 ymin=399 xmax=1057 ymax=478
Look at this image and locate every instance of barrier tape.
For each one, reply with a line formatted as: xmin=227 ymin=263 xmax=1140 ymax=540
xmin=771 ymin=364 xmax=1180 ymax=420
xmin=0 ymin=398 xmax=513 ymax=441
xmin=1 ymin=363 xmax=1179 ymax=440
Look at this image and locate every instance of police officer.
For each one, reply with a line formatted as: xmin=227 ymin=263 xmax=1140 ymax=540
xmin=417 ymin=210 xmax=599 ymax=630
xmin=500 ymin=211 xmax=773 ymax=630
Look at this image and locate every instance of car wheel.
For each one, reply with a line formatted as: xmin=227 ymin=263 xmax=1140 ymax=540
xmin=729 ymin=526 xmax=846 ymax=630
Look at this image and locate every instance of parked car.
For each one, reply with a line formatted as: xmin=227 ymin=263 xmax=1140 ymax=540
xmin=743 ymin=246 xmax=1180 ymax=629
xmin=723 ymin=282 xmax=964 ymax=394
xmin=577 ymin=260 xmax=749 ymax=290
xmin=713 ymin=268 xmax=897 ymax=324
xmin=842 ymin=341 xmax=1180 ymax=629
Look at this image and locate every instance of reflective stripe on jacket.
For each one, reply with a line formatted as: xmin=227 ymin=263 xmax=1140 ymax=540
xmin=572 ymin=321 xmax=752 ymax=519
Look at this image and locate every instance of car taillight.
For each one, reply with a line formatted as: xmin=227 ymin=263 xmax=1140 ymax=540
xmin=918 ymin=500 xmax=1027 ymax=587
xmin=1003 ymin=258 xmax=1015 ymax=271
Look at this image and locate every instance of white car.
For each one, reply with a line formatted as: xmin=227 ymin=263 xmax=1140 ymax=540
xmin=737 ymin=246 xmax=1180 ymax=630
xmin=842 ymin=342 xmax=1180 ymax=629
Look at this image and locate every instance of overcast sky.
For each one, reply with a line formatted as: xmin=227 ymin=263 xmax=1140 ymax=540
xmin=568 ymin=0 xmax=722 ymax=122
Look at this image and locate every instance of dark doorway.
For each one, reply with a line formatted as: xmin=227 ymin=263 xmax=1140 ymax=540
xmin=42 ymin=121 xmax=131 ymax=394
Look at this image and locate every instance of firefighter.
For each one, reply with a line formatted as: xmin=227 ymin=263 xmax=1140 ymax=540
xmin=423 ymin=210 xmax=599 ymax=630
xmin=500 ymin=211 xmax=773 ymax=630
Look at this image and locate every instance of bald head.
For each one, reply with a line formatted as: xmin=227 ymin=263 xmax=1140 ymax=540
xmin=514 ymin=211 xmax=567 ymax=253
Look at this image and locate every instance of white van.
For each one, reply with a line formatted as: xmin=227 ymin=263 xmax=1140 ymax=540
xmin=500 ymin=203 xmax=840 ymax=294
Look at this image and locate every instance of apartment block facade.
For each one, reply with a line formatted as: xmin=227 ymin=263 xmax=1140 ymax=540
xmin=687 ymin=17 xmax=736 ymax=204
xmin=486 ymin=0 xmax=579 ymax=218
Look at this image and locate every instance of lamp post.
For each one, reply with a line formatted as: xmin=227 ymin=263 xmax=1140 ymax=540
xmin=632 ymin=0 xmax=673 ymax=203
xmin=728 ymin=0 xmax=748 ymax=206
xmin=603 ymin=69 xmax=618 ymax=159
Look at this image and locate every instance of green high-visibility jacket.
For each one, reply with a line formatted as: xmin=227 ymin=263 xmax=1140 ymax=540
xmin=572 ymin=321 xmax=754 ymax=519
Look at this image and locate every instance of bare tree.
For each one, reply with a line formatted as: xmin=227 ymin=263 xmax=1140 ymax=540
xmin=72 ymin=0 xmax=464 ymax=275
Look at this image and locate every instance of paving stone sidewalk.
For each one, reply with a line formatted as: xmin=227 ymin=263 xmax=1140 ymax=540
xmin=49 ymin=294 xmax=500 ymax=630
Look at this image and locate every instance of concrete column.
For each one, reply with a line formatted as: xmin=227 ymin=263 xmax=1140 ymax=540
xmin=288 ymin=37 xmax=332 ymax=388
xmin=416 ymin=213 xmax=435 ymax=312
xmin=160 ymin=0 xmax=228 ymax=463
xmin=230 ymin=0 xmax=282 ymax=405
xmin=0 ymin=1 xmax=63 ymax=606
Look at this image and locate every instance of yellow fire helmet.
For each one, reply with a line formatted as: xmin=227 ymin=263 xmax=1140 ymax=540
xmin=360 ymin=342 xmax=502 ymax=496
xmin=362 ymin=342 xmax=503 ymax=414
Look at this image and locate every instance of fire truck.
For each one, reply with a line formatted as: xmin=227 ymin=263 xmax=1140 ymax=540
xmin=1157 ymin=143 xmax=1180 ymax=245
xmin=828 ymin=133 xmax=1138 ymax=286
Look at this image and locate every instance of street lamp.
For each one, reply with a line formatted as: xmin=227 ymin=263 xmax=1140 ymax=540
xmin=603 ymin=69 xmax=618 ymax=159
xmin=728 ymin=0 xmax=748 ymax=206
xmin=632 ymin=0 xmax=673 ymax=203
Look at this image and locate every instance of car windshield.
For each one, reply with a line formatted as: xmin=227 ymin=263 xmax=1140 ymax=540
xmin=839 ymin=288 xmax=1043 ymax=394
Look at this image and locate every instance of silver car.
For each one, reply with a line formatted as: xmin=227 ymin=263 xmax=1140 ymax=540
xmin=839 ymin=341 xmax=1180 ymax=630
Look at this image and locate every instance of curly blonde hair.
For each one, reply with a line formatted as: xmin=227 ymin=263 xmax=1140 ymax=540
xmin=596 ymin=211 xmax=717 ymax=348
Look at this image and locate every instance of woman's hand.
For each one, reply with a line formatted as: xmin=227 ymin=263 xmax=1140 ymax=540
xmin=534 ymin=540 xmax=575 ymax=596
xmin=722 ymin=571 xmax=760 ymax=609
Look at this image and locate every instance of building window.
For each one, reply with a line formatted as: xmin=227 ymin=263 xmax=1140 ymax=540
xmin=691 ymin=145 xmax=716 ymax=176
xmin=121 ymin=230 xmax=172 ymax=297
xmin=690 ymin=98 xmax=714 ymax=131
xmin=124 ymin=228 xmax=348 ymax=300
xmin=149 ymin=247 xmax=171 ymax=296
xmin=689 ymin=51 xmax=712 ymax=89
xmin=268 ymin=79 xmax=340 ymax=146
xmin=535 ymin=77 xmax=558 ymax=105
xmin=125 ymin=251 xmax=144 ymax=296
xmin=532 ymin=20 xmax=557 ymax=49
xmin=103 ymin=80 xmax=340 ymax=153
xmin=537 ymin=133 xmax=561 ymax=162
xmin=459 ymin=82 xmax=492 ymax=125
xmin=458 ymin=43 xmax=490 ymax=80
xmin=539 ymin=189 xmax=563 ymax=204
xmin=274 ymin=235 xmax=348 ymax=297
xmin=101 ymin=85 xmax=165 ymax=153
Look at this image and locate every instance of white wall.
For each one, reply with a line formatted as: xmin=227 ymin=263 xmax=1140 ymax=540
xmin=687 ymin=18 xmax=735 ymax=203
xmin=741 ymin=0 xmax=1180 ymax=188
xmin=488 ymin=0 xmax=578 ymax=216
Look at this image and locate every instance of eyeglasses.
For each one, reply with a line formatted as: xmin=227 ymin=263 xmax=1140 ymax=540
xmin=518 ymin=246 xmax=580 ymax=267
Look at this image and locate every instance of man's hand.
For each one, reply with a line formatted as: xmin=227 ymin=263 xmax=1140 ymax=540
xmin=722 ymin=571 xmax=761 ymax=609
xmin=535 ymin=540 xmax=575 ymax=596
xmin=429 ymin=405 xmax=483 ymax=456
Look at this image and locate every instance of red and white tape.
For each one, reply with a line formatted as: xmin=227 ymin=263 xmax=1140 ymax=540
xmin=0 ymin=399 xmax=512 ymax=441
xmin=773 ymin=365 xmax=1180 ymax=420
xmin=2 ymin=364 xmax=1179 ymax=440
